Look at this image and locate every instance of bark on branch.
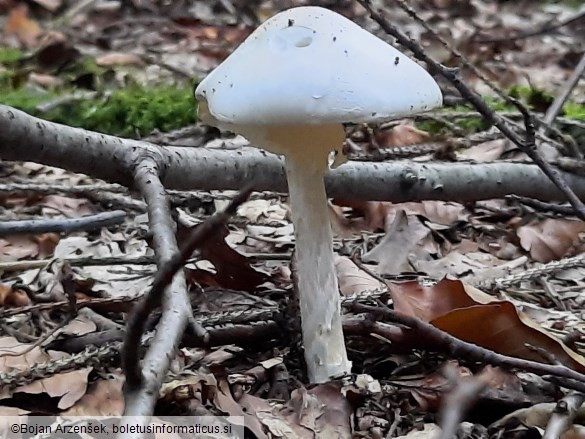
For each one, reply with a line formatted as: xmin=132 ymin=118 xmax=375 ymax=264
xmin=1 ymin=106 xmax=585 ymax=203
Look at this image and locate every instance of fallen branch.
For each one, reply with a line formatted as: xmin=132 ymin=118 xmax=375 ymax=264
xmin=122 ymin=158 xmax=192 ymax=423
xmin=543 ymin=393 xmax=585 ymax=439
xmin=1 ymin=106 xmax=585 ymax=203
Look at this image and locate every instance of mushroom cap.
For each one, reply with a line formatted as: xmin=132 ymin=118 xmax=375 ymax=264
xmin=195 ymin=6 xmax=442 ymax=127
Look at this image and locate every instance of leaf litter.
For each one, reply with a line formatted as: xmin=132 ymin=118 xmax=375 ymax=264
xmin=0 ymin=0 xmax=584 ymax=437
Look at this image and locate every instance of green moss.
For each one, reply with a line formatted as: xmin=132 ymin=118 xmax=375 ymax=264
xmin=508 ymin=85 xmax=554 ymax=112
xmin=71 ymin=85 xmax=198 ymax=137
xmin=0 ymin=47 xmax=24 ymax=65
xmin=564 ymin=102 xmax=585 ymax=120
xmin=0 ymin=83 xmax=198 ymax=137
xmin=0 ymin=88 xmax=58 ymax=113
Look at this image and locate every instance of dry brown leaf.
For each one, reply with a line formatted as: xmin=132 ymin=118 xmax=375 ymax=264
xmin=306 ymin=384 xmax=352 ymax=438
xmin=374 ymin=123 xmax=430 ymax=149
xmin=433 ymin=304 xmax=585 ymax=368
xmin=391 ymin=279 xmax=585 ymax=372
xmin=238 ymin=394 xmax=281 ymax=438
xmin=35 ymin=233 xmax=60 ymax=258
xmin=182 ymin=224 xmax=267 ymax=292
xmin=95 ymin=52 xmax=145 ymax=67
xmin=0 ymin=233 xmax=58 ymax=262
xmin=457 ymin=139 xmax=509 ymax=162
xmin=362 ymin=211 xmax=432 ymax=275
xmin=48 ymin=369 xmax=91 ymax=410
xmin=332 ymin=200 xmax=466 ymax=233
xmin=390 ymin=279 xmax=481 ymax=322
xmin=31 ymin=0 xmax=61 ymax=11
xmin=0 ymin=337 xmax=91 ymax=406
xmin=329 ymin=200 xmax=387 ymax=232
xmin=214 ymin=377 xmax=267 ymax=439
xmin=397 ymin=361 xmax=472 ymax=411
xmin=4 ymin=4 xmax=43 ymax=48
xmin=516 ymin=219 xmax=585 ymax=263
xmin=60 ymin=315 xmax=97 ymax=336
xmin=0 ymin=283 xmax=31 ymax=307
xmin=29 ymin=72 xmax=63 ymax=87
xmin=41 ymin=195 xmax=94 ymax=217
xmin=63 ymin=374 xmax=124 ymax=416
xmin=334 ymin=255 xmax=385 ymax=297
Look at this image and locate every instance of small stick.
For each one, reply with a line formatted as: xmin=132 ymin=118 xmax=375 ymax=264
xmin=0 ymin=210 xmax=126 ymax=236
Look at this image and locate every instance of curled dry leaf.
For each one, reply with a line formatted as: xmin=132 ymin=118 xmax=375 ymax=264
xmin=332 ymin=200 xmax=466 ymax=233
xmin=95 ymin=52 xmax=145 ymax=67
xmin=4 ymin=4 xmax=43 ymax=48
xmin=390 ymin=278 xmax=585 ymax=372
xmin=362 ymin=210 xmax=432 ymax=276
xmin=396 ymin=361 xmax=473 ymax=411
xmin=334 ymin=255 xmax=385 ymax=297
xmin=373 ymin=123 xmax=430 ymax=149
xmin=30 ymin=0 xmax=61 ymax=12
xmin=0 ymin=282 xmax=31 ymax=307
xmin=0 ymin=233 xmax=59 ymax=262
xmin=0 ymin=337 xmax=91 ymax=408
xmin=63 ymin=374 xmax=124 ymax=416
xmin=244 ymin=384 xmax=351 ymax=439
xmin=457 ymin=139 xmax=510 ymax=162
xmin=41 ymin=195 xmax=95 ymax=217
xmin=183 ymin=224 xmax=267 ymax=292
xmin=516 ymin=219 xmax=585 ymax=263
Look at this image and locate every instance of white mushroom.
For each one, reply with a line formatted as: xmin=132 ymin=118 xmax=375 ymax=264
xmin=195 ymin=6 xmax=442 ymax=383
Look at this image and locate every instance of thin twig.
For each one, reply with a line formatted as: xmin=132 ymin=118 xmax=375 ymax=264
xmin=347 ymin=302 xmax=585 ymax=389
xmin=475 ymin=10 xmax=585 ymax=43
xmin=507 ymin=195 xmax=577 ymax=216
xmin=542 ymin=52 xmax=585 ymax=131
xmin=0 ymin=210 xmax=126 ymax=236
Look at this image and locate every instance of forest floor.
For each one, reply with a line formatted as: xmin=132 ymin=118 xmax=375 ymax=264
xmin=0 ymin=0 xmax=585 ymax=438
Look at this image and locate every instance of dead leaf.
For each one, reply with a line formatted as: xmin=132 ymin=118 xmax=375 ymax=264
xmin=390 ymin=278 xmax=585 ymax=372
xmin=516 ymin=219 xmax=585 ymax=262
xmin=29 ymin=72 xmax=63 ymax=87
xmin=0 ymin=233 xmax=59 ymax=262
xmin=41 ymin=195 xmax=94 ymax=217
xmin=63 ymin=374 xmax=124 ymax=416
xmin=457 ymin=139 xmax=509 ymax=162
xmin=374 ymin=123 xmax=430 ymax=149
xmin=362 ymin=210 xmax=432 ymax=275
xmin=182 ymin=224 xmax=267 ymax=292
xmin=95 ymin=53 xmax=145 ymax=67
xmin=332 ymin=200 xmax=466 ymax=233
xmin=0 ymin=283 xmax=31 ymax=307
xmin=0 ymin=337 xmax=91 ymax=407
xmin=31 ymin=0 xmax=61 ymax=12
xmin=334 ymin=255 xmax=385 ymax=296
xmin=4 ymin=4 xmax=43 ymax=48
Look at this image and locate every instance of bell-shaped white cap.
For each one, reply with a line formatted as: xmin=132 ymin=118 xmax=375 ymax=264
xmin=195 ymin=6 xmax=442 ymax=128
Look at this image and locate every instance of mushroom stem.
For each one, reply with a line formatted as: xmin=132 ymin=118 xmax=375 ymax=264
xmin=285 ymin=153 xmax=350 ymax=382
xmin=244 ymin=123 xmax=351 ymax=383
